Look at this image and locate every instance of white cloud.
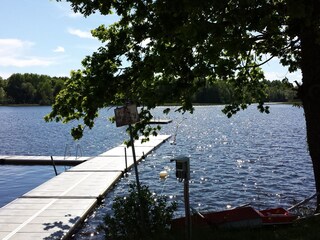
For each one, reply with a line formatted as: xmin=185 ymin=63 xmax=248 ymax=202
xmin=264 ymin=71 xmax=286 ymax=81
xmin=0 ymin=57 xmax=53 ymax=68
xmin=0 ymin=39 xmax=34 ymax=56
xmin=260 ymin=55 xmax=302 ymax=82
xmin=53 ymin=46 xmax=65 ymax=53
xmin=264 ymin=70 xmax=302 ymax=82
xmin=0 ymin=38 xmax=54 ymax=67
xmin=0 ymin=72 xmax=12 ymax=79
xmin=68 ymin=28 xmax=93 ymax=39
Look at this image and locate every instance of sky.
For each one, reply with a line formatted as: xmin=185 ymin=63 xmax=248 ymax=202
xmin=0 ymin=0 xmax=302 ymax=82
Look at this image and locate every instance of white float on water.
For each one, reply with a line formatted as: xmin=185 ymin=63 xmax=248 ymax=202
xmin=159 ymin=170 xmax=168 ymax=179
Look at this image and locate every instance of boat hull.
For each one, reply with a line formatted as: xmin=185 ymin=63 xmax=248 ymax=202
xmin=171 ymin=206 xmax=297 ymax=230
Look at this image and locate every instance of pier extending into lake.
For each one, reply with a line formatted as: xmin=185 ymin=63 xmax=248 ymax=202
xmin=0 ymin=135 xmax=171 ymax=240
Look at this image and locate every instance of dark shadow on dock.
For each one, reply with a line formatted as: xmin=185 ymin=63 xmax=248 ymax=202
xmin=43 ymin=215 xmax=80 ymax=240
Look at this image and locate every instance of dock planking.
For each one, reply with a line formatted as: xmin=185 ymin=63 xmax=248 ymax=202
xmin=0 ymin=134 xmax=171 ymax=240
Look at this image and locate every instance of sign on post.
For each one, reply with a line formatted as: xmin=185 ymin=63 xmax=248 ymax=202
xmin=114 ymin=104 xmax=140 ymax=127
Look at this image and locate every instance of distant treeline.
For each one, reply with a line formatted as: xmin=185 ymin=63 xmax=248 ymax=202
xmin=0 ymin=73 xmax=296 ymax=105
xmin=0 ymin=73 xmax=67 ymax=105
xmin=192 ymin=78 xmax=297 ymax=104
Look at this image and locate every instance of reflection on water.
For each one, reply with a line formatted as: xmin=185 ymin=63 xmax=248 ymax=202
xmin=0 ymin=105 xmax=314 ymax=239
xmin=0 ymin=165 xmax=66 ymax=206
xmin=73 ymin=105 xmax=314 ymax=239
xmin=0 ymin=106 xmax=127 ymax=208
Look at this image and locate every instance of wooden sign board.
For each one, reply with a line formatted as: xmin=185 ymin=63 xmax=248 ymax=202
xmin=114 ymin=104 xmax=140 ymax=127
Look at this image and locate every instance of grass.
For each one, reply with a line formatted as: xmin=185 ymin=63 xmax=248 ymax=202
xmin=171 ymin=214 xmax=320 ymax=240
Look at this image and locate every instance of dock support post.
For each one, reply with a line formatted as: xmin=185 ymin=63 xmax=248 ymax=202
xmin=114 ymin=104 xmax=147 ymax=235
xmin=50 ymin=156 xmax=58 ymax=176
xmin=128 ymin=124 xmax=141 ymax=193
xmin=124 ymin=147 xmax=128 ymax=174
xmin=129 ymin=124 xmax=147 ymax=233
xmin=171 ymin=156 xmax=191 ymax=240
xmin=184 ymin=178 xmax=191 ymax=240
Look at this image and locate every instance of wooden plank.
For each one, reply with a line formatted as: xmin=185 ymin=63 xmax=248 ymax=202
xmin=0 ymin=198 xmax=97 ymax=240
xmin=100 ymin=145 xmax=154 ymax=158
xmin=68 ymin=156 xmax=134 ymax=172
xmin=100 ymin=135 xmax=171 ymax=157
xmin=22 ymin=171 xmax=122 ymax=198
xmin=0 ymin=134 xmax=171 ymax=240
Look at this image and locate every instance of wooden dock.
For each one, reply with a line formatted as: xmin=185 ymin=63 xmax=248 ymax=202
xmin=0 ymin=135 xmax=171 ymax=240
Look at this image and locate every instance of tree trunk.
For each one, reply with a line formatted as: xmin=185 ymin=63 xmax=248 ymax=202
xmin=302 ymin=87 xmax=320 ymax=212
xmin=300 ymin=11 xmax=320 ymax=211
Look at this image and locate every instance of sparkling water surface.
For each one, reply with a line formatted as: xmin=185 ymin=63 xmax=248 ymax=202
xmin=0 ymin=105 xmax=314 ymax=239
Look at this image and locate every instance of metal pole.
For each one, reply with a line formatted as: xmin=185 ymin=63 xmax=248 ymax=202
xmin=184 ymin=178 xmax=191 ymax=240
xmin=124 ymin=147 xmax=128 ymax=174
xmin=50 ymin=156 xmax=58 ymax=176
xmin=129 ymin=124 xmax=147 ymax=235
xmin=129 ymin=124 xmax=141 ymax=192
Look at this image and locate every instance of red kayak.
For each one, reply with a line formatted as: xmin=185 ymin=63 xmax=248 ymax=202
xmin=171 ymin=206 xmax=297 ymax=229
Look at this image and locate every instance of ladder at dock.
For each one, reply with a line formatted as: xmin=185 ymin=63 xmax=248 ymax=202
xmin=0 ymin=135 xmax=171 ymax=240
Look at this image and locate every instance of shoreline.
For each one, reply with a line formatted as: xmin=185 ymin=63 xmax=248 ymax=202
xmin=0 ymin=101 xmax=301 ymax=108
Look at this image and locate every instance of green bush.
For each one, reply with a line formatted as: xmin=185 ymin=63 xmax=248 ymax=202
xmin=99 ymin=183 xmax=177 ymax=240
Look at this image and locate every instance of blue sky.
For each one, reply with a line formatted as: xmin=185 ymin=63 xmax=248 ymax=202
xmin=0 ymin=0 xmax=118 ymax=79
xmin=0 ymin=0 xmax=301 ymax=82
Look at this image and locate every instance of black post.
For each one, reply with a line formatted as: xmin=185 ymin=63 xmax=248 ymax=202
xmin=171 ymin=156 xmax=191 ymax=240
xmin=129 ymin=124 xmax=142 ymax=192
xmin=124 ymin=147 xmax=128 ymax=174
xmin=114 ymin=104 xmax=146 ymax=235
xmin=184 ymin=179 xmax=191 ymax=240
xmin=50 ymin=156 xmax=58 ymax=176
xmin=129 ymin=124 xmax=147 ymax=234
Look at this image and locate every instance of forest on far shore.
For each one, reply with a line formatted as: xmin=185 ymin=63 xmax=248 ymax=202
xmin=0 ymin=73 xmax=297 ymax=106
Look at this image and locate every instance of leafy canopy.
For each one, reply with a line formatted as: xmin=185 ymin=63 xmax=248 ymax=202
xmin=47 ymin=0 xmax=303 ymax=139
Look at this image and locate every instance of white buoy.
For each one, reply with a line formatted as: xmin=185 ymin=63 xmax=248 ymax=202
xmin=159 ymin=170 xmax=168 ymax=179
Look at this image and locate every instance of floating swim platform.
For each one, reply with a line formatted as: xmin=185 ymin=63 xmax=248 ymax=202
xmin=0 ymin=156 xmax=91 ymax=166
xmin=148 ymin=119 xmax=172 ymax=124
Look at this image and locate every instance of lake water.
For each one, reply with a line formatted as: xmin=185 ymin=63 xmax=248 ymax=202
xmin=0 ymin=105 xmax=315 ymax=239
xmin=0 ymin=106 xmax=128 ymax=206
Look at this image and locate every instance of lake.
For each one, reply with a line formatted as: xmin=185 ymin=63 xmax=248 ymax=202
xmin=0 ymin=105 xmax=314 ymax=239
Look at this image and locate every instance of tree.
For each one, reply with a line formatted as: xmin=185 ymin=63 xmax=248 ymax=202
xmin=37 ymin=79 xmax=53 ymax=105
xmin=48 ymin=0 xmax=320 ymax=210
xmin=52 ymin=77 xmax=67 ymax=97
xmin=0 ymin=87 xmax=6 ymax=104
xmin=4 ymin=73 xmax=66 ymax=105
xmin=99 ymin=184 xmax=177 ymax=240
xmin=0 ymin=77 xmax=7 ymax=104
xmin=6 ymin=73 xmax=27 ymax=103
xmin=264 ymin=79 xmax=296 ymax=102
